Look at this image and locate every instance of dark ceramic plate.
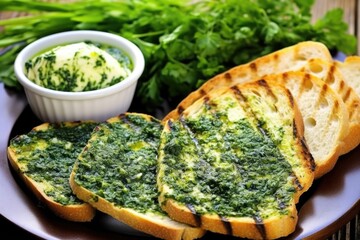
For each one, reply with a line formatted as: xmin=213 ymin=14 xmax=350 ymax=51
xmin=1 ymin=83 xmax=359 ymax=240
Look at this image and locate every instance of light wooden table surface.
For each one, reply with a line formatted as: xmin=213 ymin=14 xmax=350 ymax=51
xmin=0 ymin=0 xmax=359 ymax=239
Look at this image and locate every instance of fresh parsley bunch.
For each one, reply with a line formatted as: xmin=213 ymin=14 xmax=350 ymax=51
xmin=0 ymin=0 xmax=356 ymax=114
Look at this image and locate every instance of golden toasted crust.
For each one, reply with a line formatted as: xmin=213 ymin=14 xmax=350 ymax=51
xmin=70 ymin=171 xmax=205 ymax=240
xmin=158 ymin=81 xmax=314 ymax=239
xmin=161 ymin=198 xmax=298 ymax=240
xmin=164 ymin=41 xmax=332 ymax=122
xmin=300 ymin=58 xmax=360 ymax=155
xmin=7 ymin=122 xmax=96 ymax=222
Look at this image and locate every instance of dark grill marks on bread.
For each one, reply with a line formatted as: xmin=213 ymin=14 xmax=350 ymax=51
xmin=293 ymin=120 xmax=316 ymax=172
xmin=342 ymin=83 xmax=351 ymax=103
xmin=158 ymin=81 xmax=314 ymax=239
xmin=176 ymin=106 xmax=185 ymax=117
xmin=256 ymin=79 xmax=278 ymax=102
xmin=220 ymin=216 xmax=232 ymax=236
xmin=233 ymin=81 xmax=312 ymax=192
xmin=253 ymin=216 xmax=267 ymax=239
xmin=231 ymin=85 xmax=269 ymax=138
xmin=224 ymin=72 xmax=232 ymax=82
xmin=291 ymin=172 xmax=304 ymax=191
xmin=199 ymin=88 xmax=207 ymax=97
xmin=325 ymin=64 xmax=336 ymax=85
xmin=249 ymin=62 xmax=257 ymax=73
xmin=186 ymin=203 xmax=202 ymax=227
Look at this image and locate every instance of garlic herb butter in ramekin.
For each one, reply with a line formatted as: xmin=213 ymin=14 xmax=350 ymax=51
xmin=25 ymin=41 xmax=133 ymax=92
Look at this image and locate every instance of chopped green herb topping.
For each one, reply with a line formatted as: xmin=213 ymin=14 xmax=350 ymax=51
xmin=9 ymin=122 xmax=98 ymax=205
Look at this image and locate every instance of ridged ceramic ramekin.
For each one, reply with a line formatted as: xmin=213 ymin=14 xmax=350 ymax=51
xmin=14 ymin=30 xmax=145 ymax=122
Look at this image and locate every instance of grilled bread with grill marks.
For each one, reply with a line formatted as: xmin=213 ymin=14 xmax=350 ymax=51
xmin=7 ymin=122 xmax=97 ymax=222
xmin=157 ymin=80 xmax=315 ymax=239
xmin=69 ymin=113 xmax=205 ymax=240
xmin=164 ymin=41 xmax=332 ymax=122
xmin=168 ymin=70 xmax=348 ymax=178
xmin=300 ymin=58 xmax=360 ymax=155
xmin=334 ymin=56 xmax=360 ymax=152
xmin=261 ymin=72 xmax=349 ymax=178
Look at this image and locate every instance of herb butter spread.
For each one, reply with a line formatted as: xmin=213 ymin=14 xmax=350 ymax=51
xmin=158 ymin=89 xmax=298 ymax=220
xmin=73 ymin=113 xmax=164 ymax=215
xmin=25 ymin=42 xmax=132 ymax=91
xmin=8 ymin=122 xmax=98 ymax=205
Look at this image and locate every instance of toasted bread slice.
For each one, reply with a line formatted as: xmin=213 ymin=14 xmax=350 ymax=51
xmin=334 ymin=56 xmax=360 ymax=152
xmin=158 ymin=80 xmax=314 ymax=239
xmin=262 ymin=72 xmax=349 ymax=178
xmin=300 ymin=58 xmax=360 ymax=155
xmin=70 ymin=113 xmax=205 ymax=240
xmin=164 ymin=41 xmax=332 ymax=121
xmin=7 ymin=121 xmax=97 ymax=222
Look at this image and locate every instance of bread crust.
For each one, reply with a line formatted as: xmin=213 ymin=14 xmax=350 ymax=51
xmin=7 ymin=122 xmax=96 ymax=222
xmin=161 ymin=198 xmax=298 ymax=240
xmin=70 ymin=172 xmax=205 ymax=240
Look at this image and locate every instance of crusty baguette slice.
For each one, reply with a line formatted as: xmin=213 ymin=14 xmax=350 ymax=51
xmin=70 ymin=113 xmax=205 ymax=240
xmin=158 ymin=80 xmax=314 ymax=239
xmin=334 ymin=56 xmax=360 ymax=152
xmin=164 ymin=41 xmax=332 ymax=121
xmin=262 ymin=72 xmax=349 ymax=178
xmin=7 ymin=121 xmax=97 ymax=222
xmin=300 ymin=58 xmax=360 ymax=155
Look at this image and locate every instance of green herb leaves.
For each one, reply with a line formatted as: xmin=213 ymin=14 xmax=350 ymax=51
xmin=0 ymin=0 xmax=356 ymax=114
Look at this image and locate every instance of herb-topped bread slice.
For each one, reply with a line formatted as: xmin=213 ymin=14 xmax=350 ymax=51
xmin=158 ymin=80 xmax=315 ymax=239
xmin=69 ymin=113 xmax=205 ymax=240
xmin=7 ymin=121 xmax=97 ymax=222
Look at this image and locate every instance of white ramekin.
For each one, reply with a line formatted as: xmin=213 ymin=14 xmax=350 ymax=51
xmin=14 ymin=30 xmax=145 ymax=122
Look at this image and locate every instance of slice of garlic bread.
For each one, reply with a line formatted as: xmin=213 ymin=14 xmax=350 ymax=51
xmin=158 ymin=80 xmax=314 ymax=239
xmin=300 ymin=58 xmax=360 ymax=155
xmin=164 ymin=41 xmax=332 ymax=121
xmin=7 ymin=121 xmax=97 ymax=222
xmin=263 ymin=72 xmax=349 ymax=178
xmin=70 ymin=113 xmax=205 ymax=240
